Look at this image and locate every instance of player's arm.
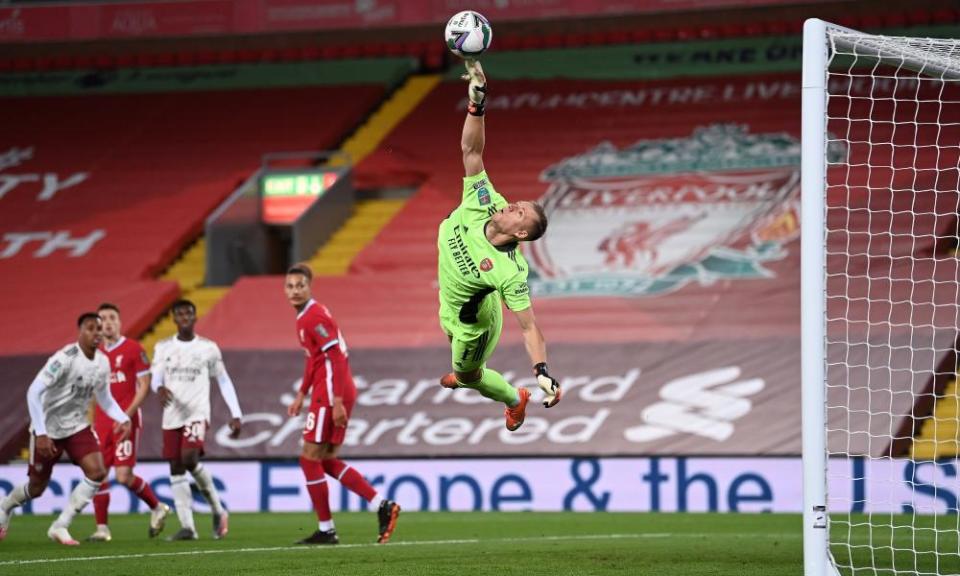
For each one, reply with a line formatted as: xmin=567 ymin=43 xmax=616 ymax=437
xmin=211 ymin=351 xmax=243 ymax=439
xmin=461 ymin=59 xmax=487 ymax=178
xmin=126 ymin=371 xmax=151 ymax=419
xmin=324 ymin=342 xmax=351 ymax=428
xmin=127 ymin=346 xmax=152 ymax=418
xmin=94 ymin=371 xmax=131 ymax=441
xmin=26 ymin=372 xmax=52 ymax=457
xmin=512 ymin=306 xmax=561 ymax=408
xmin=288 ymin=341 xmax=316 ymax=418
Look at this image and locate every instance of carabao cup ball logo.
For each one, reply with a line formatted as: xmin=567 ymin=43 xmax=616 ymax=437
xmin=445 ymin=10 xmax=493 ymax=59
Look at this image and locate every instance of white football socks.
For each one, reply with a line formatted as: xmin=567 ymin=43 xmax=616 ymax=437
xmin=170 ymin=474 xmax=196 ymax=532
xmin=1 ymin=484 xmax=31 ymax=513
xmin=190 ymin=464 xmax=224 ymax=515
xmin=53 ymin=476 xmax=99 ymax=528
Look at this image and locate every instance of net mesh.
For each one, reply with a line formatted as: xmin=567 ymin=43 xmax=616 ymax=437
xmin=823 ymin=27 xmax=960 ymax=575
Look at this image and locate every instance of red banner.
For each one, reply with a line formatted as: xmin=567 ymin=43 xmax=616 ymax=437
xmin=0 ymin=0 xmax=829 ymax=43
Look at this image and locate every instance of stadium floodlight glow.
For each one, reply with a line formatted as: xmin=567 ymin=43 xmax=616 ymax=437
xmin=802 ymin=18 xmax=960 ymax=576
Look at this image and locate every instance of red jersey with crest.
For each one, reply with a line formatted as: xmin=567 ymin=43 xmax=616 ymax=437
xmin=94 ymin=336 xmax=150 ymax=427
xmin=296 ymin=299 xmax=354 ymax=406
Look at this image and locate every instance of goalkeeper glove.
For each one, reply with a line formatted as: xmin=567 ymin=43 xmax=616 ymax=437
xmin=534 ymin=362 xmax=561 ymax=408
xmin=461 ymin=59 xmax=487 ymax=116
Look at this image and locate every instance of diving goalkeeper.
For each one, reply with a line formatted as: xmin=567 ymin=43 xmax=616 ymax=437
xmin=437 ymin=59 xmax=561 ymax=431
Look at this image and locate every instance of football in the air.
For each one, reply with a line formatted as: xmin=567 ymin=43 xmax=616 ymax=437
xmin=444 ymin=10 xmax=493 ymax=59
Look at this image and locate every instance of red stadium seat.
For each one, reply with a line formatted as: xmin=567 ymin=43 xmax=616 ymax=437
xmin=280 ymin=47 xmax=302 ymax=62
xmin=321 ymin=45 xmax=345 ymax=59
xmin=362 ymin=43 xmax=387 ymax=58
xmin=115 ymin=54 xmax=136 ymax=68
xmin=882 ymin=12 xmax=907 ymax=28
xmin=73 ymin=54 xmax=95 ymax=68
xmin=520 ymin=36 xmax=545 ymax=50
xmin=906 ymin=9 xmax=932 ymax=26
xmin=174 ymin=51 xmax=195 ymax=66
xmin=652 ymin=28 xmax=676 ymax=42
xmin=195 ymin=50 xmax=218 ymax=65
xmin=342 ymin=45 xmax=362 ymax=58
xmin=543 ymin=34 xmax=564 ymax=48
xmin=217 ymin=49 xmax=238 ymax=64
xmin=931 ymin=9 xmax=957 ymax=24
xmin=94 ymin=54 xmax=115 ymax=69
xmin=765 ymin=21 xmax=789 ymax=36
xmin=586 ymin=32 xmax=607 ymax=46
xmin=53 ymin=54 xmax=74 ymax=70
xmin=235 ymin=49 xmax=260 ymax=63
xmin=34 ymin=56 xmax=55 ymax=71
xmin=499 ymin=36 xmax=522 ymax=51
xmin=606 ymin=30 xmax=630 ymax=45
xmin=155 ymin=52 xmax=176 ymax=66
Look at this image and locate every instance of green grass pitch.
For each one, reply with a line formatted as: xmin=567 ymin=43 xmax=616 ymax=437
xmin=0 ymin=512 xmax=955 ymax=575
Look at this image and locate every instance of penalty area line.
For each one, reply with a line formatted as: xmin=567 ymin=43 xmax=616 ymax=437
xmin=0 ymin=533 xmax=671 ymax=566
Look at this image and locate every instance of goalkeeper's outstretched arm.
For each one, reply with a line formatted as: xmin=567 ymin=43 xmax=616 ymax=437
xmin=461 ymin=60 xmax=487 ymax=177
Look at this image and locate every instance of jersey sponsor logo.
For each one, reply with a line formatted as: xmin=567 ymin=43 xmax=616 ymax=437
xmin=65 ymin=346 xmax=79 ymax=357
xmin=477 ymin=187 xmax=491 ymax=206
xmin=315 ymin=324 xmax=329 ymax=338
xmin=513 ymin=282 xmax=529 ymax=296
xmin=140 ymin=351 xmax=150 ymax=366
xmin=480 ymin=258 xmax=493 ymax=272
xmin=48 ymin=360 xmax=62 ymax=375
xmin=525 ymin=124 xmax=846 ymax=297
xmin=446 ymin=224 xmax=481 ymax=279
xmin=472 ymin=178 xmax=488 ymax=190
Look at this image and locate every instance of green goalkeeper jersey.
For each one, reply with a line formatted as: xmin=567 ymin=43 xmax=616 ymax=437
xmin=437 ymin=170 xmax=532 ymax=336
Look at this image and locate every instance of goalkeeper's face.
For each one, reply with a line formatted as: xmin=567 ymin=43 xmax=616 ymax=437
xmin=492 ymin=201 xmax=539 ymax=241
xmin=285 ymin=272 xmax=312 ymax=308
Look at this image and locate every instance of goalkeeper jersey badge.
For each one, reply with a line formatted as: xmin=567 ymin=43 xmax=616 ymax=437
xmin=525 ymin=124 xmax=846 ymax=297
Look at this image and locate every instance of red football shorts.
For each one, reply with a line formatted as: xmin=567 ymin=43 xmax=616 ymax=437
xmin=302 ymin=396 xmax=355 ymax=446
xmin=162 ymin=421 xmax=207 ymax=461
xmin=28 ymin=427 xmax=101 ymax=481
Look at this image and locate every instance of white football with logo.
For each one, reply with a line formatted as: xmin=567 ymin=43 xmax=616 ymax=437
xmin=444 ymin=10 xmax=493 ymax=59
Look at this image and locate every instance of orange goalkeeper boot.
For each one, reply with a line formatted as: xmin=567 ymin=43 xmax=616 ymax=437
xmin=505 ymin=388 xmax=531 ymax=432
xmin=440 ymin=373 xmax=460 ymax=389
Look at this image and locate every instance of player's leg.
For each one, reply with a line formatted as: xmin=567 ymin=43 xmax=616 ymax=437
xmin=0 ymin=434 xmax=56 ymax=541
xmin=89 ymin=423 xmax=114 ymax=542
xmin=165 ymin=427 xmax=198 ymax=540
xmin=115 ymin=418 xmax=166 ymax=532
xmin=115 ymin=425 xmax=170 ymax=537
xmin=179 ymin=422 xmax=227 ymax=539
xmin=320 ymin=443 xmax=401 ymax=544
xmin=296 ymin=403 xmax=337 ymax=545
xmin=316 ymin=393 xmax=400 ymax=544
xmin=447 ymin=306 xmax=531 ymax=430
xmin=49 ymin=429 xmax=106 ymax=545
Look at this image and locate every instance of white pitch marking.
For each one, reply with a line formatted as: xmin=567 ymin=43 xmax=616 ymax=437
xmin=0 ymin=533 xmax=672 ymax=567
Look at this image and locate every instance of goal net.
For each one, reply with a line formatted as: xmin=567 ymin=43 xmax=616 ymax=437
xmin=802 ymin=19 xmax=960 ymax=576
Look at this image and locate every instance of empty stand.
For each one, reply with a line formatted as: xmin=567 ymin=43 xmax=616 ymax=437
xmin=0 ymin=84 xmax=388 ymax=355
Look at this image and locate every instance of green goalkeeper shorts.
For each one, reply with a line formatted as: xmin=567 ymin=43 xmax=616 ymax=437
xmin=441 ymin=295 xmax=504 ymax=373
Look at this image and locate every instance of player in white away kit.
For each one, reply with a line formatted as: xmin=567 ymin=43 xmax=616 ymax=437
xmin=151 ymin=299 xmax=243 ymax=541
xmin=0 ymin=313 xmax=131 ymax=545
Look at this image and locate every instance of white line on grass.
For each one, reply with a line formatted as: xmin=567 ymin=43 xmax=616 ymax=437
xmin=0 ymin=533 xmax=671 ymax=567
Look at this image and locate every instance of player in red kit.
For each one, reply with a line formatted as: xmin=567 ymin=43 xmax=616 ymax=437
xmin=88 ymin=303 xmax=170 ymax=542
xmin=284 ymin=264 xmax=400 ymax=545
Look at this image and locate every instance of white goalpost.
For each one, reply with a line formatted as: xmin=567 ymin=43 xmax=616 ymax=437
xmin=803 ymin=18 xmax=960 ymax=576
